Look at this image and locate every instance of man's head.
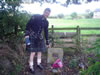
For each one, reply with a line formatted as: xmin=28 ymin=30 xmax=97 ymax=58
xmin=43 ymin=8 xmax=51 ymax=18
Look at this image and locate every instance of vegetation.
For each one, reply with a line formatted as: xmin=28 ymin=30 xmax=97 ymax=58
xmin=0 ymin=1 xmax=30 ymax=75
xmin=48 ymin=18 xmax=100 ymax=28
xmin=0 ymin=0 xmax=100 ymax=75
xmin=80 ymin=38 xmax=100 ymax=75
xmin=70 ymin=12 xmax=78 ymax=19
xmin=0 ymin=0 xmax=31 ymax=42
xmin=48 ymin=18 xmax=100 ymax=34
xmin=20 ymin=0 xmax=100 ymax=7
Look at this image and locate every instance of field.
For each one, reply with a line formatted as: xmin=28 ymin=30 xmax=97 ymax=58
xmin=48 ymin=18 xmax=100 ymax=34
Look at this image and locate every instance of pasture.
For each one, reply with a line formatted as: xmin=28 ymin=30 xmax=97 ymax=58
xmin=48 ymin=18 xmax=100 ymax=34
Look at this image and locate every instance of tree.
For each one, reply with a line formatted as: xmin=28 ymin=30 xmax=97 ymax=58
xmin=21 ymin=0 xmax=100 ymax=7
xmin=84 ymin=10 xmax=93 ymax=18
xmin=70 ymin=12 xmax=78 ymax=19
xmin=57 ymin=14 xmax=64 ymax=18
xmin=0 ymin=0 xmax=30 ymax=42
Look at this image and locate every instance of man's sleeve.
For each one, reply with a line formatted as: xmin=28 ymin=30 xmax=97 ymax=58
xmin=44 ymin=22 xmax=49 ymax=45
xmin=24 ymin=16 xmax=34 ymax=36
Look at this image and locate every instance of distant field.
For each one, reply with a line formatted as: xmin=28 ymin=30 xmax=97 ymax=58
xmin=48 ymin=18 xmax=100 ymax=34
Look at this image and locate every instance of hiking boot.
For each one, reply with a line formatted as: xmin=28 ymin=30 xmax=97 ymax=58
xmin=29 ymin=66 xmax=35 ymax=74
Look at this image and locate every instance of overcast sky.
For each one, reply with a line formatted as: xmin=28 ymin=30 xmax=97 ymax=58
xmin=20 ymin=1 xmax=100 ymax=16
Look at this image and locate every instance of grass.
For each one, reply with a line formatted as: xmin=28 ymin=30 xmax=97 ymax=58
xmin=48 ymin=18 xmax=100 ymax=34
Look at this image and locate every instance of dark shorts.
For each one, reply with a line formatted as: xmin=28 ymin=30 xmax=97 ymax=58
xmin=26 ymin=35 xmax=46 ymax=52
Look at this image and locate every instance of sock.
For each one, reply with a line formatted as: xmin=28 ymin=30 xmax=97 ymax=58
xmin=37 ymin=58 xmax=41 ymax=65
xmin=29 ymin=61 xmax=34 ymax=69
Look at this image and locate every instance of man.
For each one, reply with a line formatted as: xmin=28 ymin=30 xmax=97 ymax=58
xmin=25 ymin=8 xmax=51 ymax=73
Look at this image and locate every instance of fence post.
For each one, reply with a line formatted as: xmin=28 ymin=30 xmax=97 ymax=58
xmin=76 ymin=26 xmax=80 ymax=50
xmin=51 ymin=25 xmax=54 ymax=47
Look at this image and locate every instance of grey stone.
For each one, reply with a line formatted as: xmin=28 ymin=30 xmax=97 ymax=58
xmin=47 ymin=48 xmax=63 ymax=63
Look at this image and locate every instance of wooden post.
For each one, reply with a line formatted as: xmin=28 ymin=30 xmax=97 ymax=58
xmin=76 ymin=26 xmax=80 ymax=50
xmin=51 ymin=25 xmax=54 ymax=47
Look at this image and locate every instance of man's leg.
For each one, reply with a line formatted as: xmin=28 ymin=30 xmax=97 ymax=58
xmin=29 ymin=52 xmax=35 ymax=72
xmin=37 ymin=52 xmax=42 ymax=65
xmin=37 ymin=52 xmax=43 ymax=70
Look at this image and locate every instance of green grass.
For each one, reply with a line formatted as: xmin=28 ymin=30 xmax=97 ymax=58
xmin=48 ymin=18 xmax=100 ymax=34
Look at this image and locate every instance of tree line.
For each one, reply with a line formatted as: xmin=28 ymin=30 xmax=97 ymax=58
xmin=5 ymin=0 xmax=100 ymax=7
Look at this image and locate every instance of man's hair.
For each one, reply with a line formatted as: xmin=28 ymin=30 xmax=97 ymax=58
xmin=44 ymin=8 xmax=51 ymax=12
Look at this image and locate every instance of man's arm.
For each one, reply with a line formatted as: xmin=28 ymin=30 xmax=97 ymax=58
xmin=44 ymin=22 xmax=50 ymax=46
xmin=24 ymin=16 xmax=35 ymax=36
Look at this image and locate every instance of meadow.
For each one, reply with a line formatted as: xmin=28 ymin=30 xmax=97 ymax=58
xmin=48 ymin=18 xmax=100 ymax=34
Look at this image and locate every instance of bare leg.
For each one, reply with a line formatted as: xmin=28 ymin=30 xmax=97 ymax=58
xmin=37 ymin=52 xmax=44 ymax=70
xmin=29 ymin=52 xmax=36 ymax=69
xmin=37 ymin=52 xmax=42 ymax=65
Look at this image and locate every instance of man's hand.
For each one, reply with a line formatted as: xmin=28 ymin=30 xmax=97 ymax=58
xmin=24 ymin=36 xmax=30 ymax=45
xmin=46 ymin=44 xmax=50 ymax=48
xmin=25 ymin=36 xmax=29 ymax=38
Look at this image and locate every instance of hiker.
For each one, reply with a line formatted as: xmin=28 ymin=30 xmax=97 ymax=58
xmin=24 ymin=8 xmax=51 ymax=73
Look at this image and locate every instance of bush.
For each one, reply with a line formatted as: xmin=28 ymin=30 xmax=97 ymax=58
xmin=57 ymin=14 xmax=64 ymax=18
xmin=69 ymin=59 xmax=78 ymax=69
xmin=84 ymin=12 xmax=93 ymax=19
xmin=81 ymin=62 xmax=100 ymax=75
xmin=70 ymin=12 xmax=78 ymax=19
xmin=80 ymin=38 xmax=100 ymax=75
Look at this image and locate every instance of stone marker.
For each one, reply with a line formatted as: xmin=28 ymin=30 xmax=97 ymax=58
xmin=47 ymin=48 xmax=63 ymax=63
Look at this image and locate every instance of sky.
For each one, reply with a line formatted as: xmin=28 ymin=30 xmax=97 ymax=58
xmin=20 ymin=1 xmax=100 ymax=16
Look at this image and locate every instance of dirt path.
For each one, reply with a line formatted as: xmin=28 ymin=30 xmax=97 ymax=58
xmin=19 ymin=53 xmax=79 ymax=75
